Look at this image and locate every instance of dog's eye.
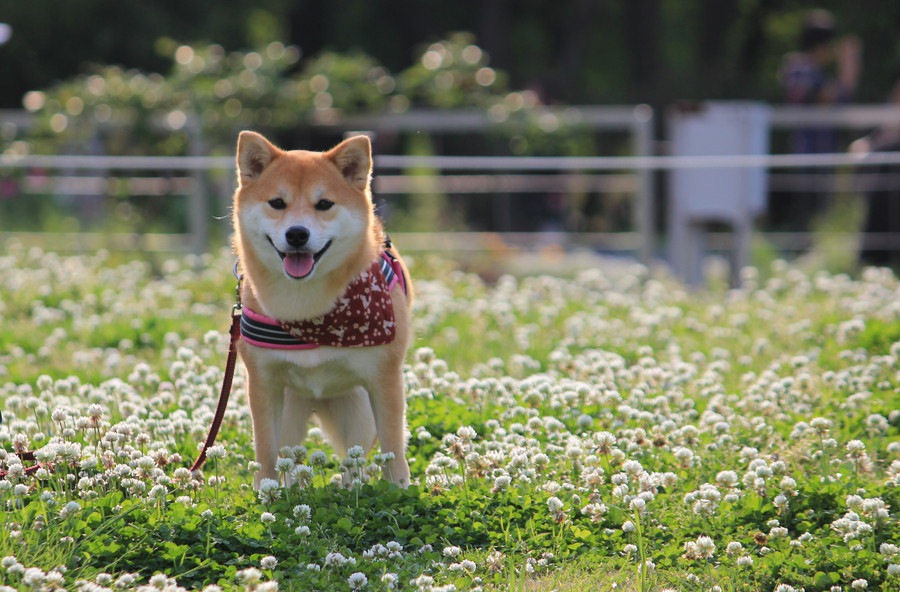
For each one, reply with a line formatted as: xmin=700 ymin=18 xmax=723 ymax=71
xmin=315 ymin=199 xmax=335 ymax=211
xmin=268 ymin=198 xmax=287 ymax=210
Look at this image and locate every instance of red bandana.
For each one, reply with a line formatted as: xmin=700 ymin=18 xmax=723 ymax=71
xmin=279 ymin=259 xmax=397 ymax=347
xmin=240 ymin=254 xmax=405 ymax=349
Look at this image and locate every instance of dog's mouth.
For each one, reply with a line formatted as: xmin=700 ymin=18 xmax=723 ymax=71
xmin=267 ymin=237 xmax=333 ymax=279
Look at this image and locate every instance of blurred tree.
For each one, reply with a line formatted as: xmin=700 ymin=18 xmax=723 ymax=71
xmin=0 ymin=0 xmax=290 ymax=107
xmin=3 ymin=0 xmax=900 ymax=109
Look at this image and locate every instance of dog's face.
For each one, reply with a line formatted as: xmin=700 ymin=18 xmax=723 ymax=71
xmin=234 ymin=132 xmax=374 ymax=281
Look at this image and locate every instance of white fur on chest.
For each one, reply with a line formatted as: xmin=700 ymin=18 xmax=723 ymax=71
xmin=249 ymin=345 xmax=383 ymax=399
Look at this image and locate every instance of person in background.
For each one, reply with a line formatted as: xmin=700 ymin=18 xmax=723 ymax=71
xmin=780 ymin=9 xmax=862 ymax=152
xmin=850 ymin=78 xmax=900 ymax=268
xmin=774 ymin=9 xmax=863 ymax=231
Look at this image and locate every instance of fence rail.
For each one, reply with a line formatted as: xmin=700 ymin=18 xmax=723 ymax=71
xmin=3 ymin=150 xmax=900 ymax=255
xmin=3 ymin=104 xmax=900 ymax=266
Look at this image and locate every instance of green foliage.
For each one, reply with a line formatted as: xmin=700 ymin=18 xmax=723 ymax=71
xmin=16 ymin=32 xmax=596 ymax=161
xmin=398 ymin=32 xmax=507 ymax=110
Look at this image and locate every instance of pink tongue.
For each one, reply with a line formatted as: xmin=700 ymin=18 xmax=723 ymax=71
xmin=284 ymin=253 xmax=314 ymax=278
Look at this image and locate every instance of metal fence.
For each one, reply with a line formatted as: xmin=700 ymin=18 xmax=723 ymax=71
xmin=2 ymin=104 xmax=900 ymax=268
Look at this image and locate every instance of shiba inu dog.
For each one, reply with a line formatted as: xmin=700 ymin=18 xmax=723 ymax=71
xmin=231 ymin=131 xmax=412 ymax=488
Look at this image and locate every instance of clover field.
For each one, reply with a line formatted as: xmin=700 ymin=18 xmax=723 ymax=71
xmin=0 ymin=244 xmax=898 ymax=592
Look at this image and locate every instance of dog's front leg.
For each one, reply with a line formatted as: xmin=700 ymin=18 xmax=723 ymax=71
xmin=245 ymin=362 xmax=285 ymax=488
xmin=368 ymin=366 xmax=411 ymax=488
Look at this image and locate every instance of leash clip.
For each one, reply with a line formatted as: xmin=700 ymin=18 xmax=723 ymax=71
xmin=233 ymin=259 xmax=244 ymax=313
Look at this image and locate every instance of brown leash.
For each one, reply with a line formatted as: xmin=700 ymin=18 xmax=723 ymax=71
xmin=189 ymin=306 xmax=242 ymax=473
xmin=0 ymin=451 xmax=41 ymax=479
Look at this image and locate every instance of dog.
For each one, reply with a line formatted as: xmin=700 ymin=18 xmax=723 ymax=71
xmin=231 ymin=131 xmax=412 ymax=488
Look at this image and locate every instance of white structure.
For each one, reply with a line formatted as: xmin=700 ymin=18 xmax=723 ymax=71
xmin=668 ymin=102 xmax=770 ymax=286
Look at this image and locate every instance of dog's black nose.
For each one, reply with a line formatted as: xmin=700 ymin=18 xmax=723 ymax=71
xmin=285 ymin=226 xmax=310 ymax=248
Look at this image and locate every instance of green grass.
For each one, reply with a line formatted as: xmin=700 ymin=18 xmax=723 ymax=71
xmin=1 ymin=245 xmax=899 ymax=591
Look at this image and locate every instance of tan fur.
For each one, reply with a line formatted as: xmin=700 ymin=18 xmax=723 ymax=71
xmin=232 ymin=131 xmax=412 ymax=488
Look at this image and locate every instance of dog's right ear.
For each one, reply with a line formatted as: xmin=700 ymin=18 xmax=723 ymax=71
xmin=237 ymin=131 xmax=280 ymax=184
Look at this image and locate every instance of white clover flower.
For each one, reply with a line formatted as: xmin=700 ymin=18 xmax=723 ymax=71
xmin=847 ymin=440 xmax=867 ymax=454
xmin=237 ymin=567 xmax=262 ymax=586
xmin=149 ymin=573 xmax=169 ymax=589
xmin=386 ymin=541 xmax=402 ymax=554
xmin=443 ymin=546 xmax=462 ymax=558
xmin=810 ymin=417 xmax=832 ymax=432
xmin=173 ymin=467 xmax=192 ymax=484
xmin=373 ymin=452 xmax=395 ymax=465
xmin=114 ymin=572 xmax=137 ymax=589
xmin=260 ymin=512 xmax=276 ymax=524
xmin=887 ymin=564 xmax=900 ymax=576
xmin=716 ymin=470 xmax=738 ymax=487
xmin=457 ymin=425 xmax=477 ymax=440
xmin=411 ymin=575 xmax=434 ymax=588
xmin=261 ymin=556 xmax=277 ymax=570
xmin=381 ymin=572 xmax=398 ymax=588
xmin=21 ymin=568 xmax=45 ymax=588
xmin=547 ymin=497 xmax=564 ymax=513
xmin=672 ymin=446 xmax=695 ymax=468
xmin=622 ymin=520 xmax=636 ymax=533
xmin=290 ymin=464 xmax=314 ymax=487
xmin=348 ymin=572 xmax=367 ymax=590
xmin=726 ymin=541 xmax=743 ymax=555
xmin=695 ymin=535 xmax=715 ymax=558
xmin=295 ymin=525 xmax=311 ymax=536
xmin=206 ymin=445 xmax=226 ymax=460
xmin=736 ymin=555 xmax=753 ymax=567
xmin=6 ymin=563 xmax=24 ymax=576
xmin=59 ymin=501 xmax=81 ymax=518
xmin=258 ymin=479 xmax=281 ymax=504
xmin=773 ymin=494 xmax=789 ymax=510
xmin=622 ymin=460 xmax=643 ymax=476
xmin=293 ymin=504 xmax=311 ymax=521
xmin=851 ymin=579 xmax=868 ymax=589
xmin=493 ymin=475 xmax=511 ymax=491
xmin=275 ymin=458 xmax=294 ymax=473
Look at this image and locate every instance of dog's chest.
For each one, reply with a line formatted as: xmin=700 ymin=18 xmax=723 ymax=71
xmin=263 ymin=347 xmax=381 ymax=399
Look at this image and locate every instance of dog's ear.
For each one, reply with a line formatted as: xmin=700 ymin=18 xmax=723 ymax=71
xmin=237 ymin=131 xmax=280 ymax=184
xmin=327 ymin=135 xmax=372 ymax=192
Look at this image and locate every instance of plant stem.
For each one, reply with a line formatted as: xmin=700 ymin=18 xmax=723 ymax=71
xmin=634 ymin=508 xmax=647 ymax=592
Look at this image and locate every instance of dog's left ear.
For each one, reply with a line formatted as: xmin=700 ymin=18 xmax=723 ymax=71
xmin=327 ymin=135 xmax=372 ymax=192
